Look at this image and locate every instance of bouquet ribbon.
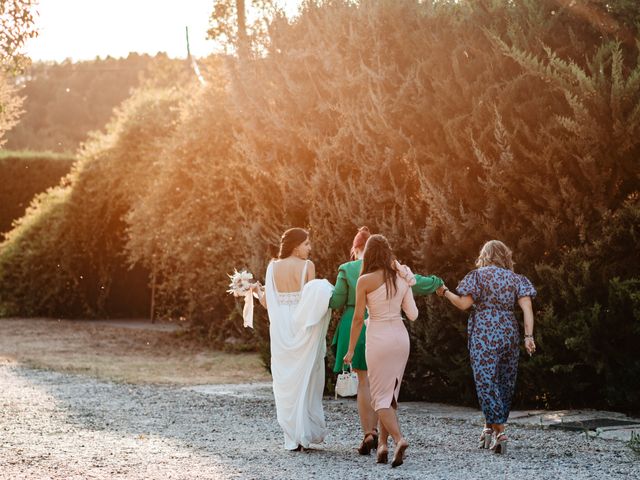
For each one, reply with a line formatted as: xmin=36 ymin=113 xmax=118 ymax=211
xmin=243 ymin=291 xmax=254 ymax=329
xmin=242 ymin=289 xmax=261 ymax=329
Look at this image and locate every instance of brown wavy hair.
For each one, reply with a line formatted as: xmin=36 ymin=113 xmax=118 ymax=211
xmin=350 ymin=226 xmax=371 ymax=259
xmin=361 ymin=234 xmax=397 ymax=298
xmin=475 ymin=240 xmax=514 ymax=271
xmin=278 ymin=228 xmax=309 ymax=259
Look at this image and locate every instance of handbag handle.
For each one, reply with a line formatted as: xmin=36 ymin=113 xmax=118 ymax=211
xmin=341 ymin=364 xmax=353 ymax=374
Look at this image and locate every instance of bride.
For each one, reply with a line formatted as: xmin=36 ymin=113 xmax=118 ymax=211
xmin=253 ymin=227 xmax=332 ymax=451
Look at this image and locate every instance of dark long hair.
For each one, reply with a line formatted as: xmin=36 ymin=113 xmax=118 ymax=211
xmin=278 ymin=228 xmax=309 ymax=259
xmin=361 ymin=234 xmax=397 ymax=298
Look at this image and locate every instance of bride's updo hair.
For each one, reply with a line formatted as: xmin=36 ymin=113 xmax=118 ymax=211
xmin=278 ymin=227 xmax=309 ymax=259
xmin=350 ymin=226 xmax=371 ymax=259
xmin=361 ymin=234 xmax=397 ymax=298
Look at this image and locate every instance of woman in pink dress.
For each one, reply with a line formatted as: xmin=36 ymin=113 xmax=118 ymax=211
xmin=343 ymin=234 xmax=418 ymax=468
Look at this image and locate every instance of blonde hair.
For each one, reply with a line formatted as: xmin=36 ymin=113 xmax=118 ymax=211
xmin=475 ymin=240 xmax=514 ymax=271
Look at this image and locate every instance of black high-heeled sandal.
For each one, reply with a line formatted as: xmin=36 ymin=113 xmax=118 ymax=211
xmin=357 ymin=431 xmax=377 ymax=455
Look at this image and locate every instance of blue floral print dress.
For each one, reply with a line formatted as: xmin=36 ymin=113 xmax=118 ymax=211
xmin=457 ymin=266 xmax=536 ymax=424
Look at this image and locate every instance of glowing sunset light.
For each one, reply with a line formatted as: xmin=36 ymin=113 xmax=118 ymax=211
xmin=24 ymin=0 xmax=301 ymax=62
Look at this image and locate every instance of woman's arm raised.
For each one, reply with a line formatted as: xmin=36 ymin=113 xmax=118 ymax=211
xmin=412 ymin=274 xmax=445 ymax=296
xmin=328 ymin=266 xmax=348 ymax=310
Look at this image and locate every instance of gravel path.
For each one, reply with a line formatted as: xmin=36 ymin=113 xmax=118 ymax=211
xmin=1 ymin=361 xmax=638 ymax=479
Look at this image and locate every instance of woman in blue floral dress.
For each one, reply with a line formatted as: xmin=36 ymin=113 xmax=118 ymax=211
xmin=440 ymin=240 xmax=536 ymax=454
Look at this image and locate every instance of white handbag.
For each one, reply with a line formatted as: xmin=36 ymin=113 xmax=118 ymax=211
xmin=335 ymin=365 xmax=359 ymax=399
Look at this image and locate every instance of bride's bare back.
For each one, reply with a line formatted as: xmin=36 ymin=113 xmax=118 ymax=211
xmin=273 ymin=257 xmax=316 ymax=292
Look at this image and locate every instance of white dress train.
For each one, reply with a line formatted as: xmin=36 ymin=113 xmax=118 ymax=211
xmin=265 ymin=260 xmax=332 ymax=450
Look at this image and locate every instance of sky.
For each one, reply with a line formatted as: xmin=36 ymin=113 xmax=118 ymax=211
xmin=24 ymin=0 xmax=300 ymax=62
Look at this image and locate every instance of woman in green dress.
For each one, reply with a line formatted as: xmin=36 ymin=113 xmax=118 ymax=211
xmin=330 ymin=227 xmax=444 ymax=455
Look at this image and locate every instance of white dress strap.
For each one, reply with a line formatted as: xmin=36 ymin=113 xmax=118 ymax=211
xmin=267 ymin=261 xmax=277 ymax=293
xmin=300 ymin=260 xmax=309 ymax=291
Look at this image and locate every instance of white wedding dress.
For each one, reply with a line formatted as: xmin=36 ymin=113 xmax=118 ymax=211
xmin=265 ymin=260 xmax=332 ymax=450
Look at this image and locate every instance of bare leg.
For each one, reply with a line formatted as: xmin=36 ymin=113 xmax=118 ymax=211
xmin=377 ymin=408 xmax=403 ymax=444
xmin=355 ymin=369 xmax=378 ymax=435
xmin=378 ymin=407 xmax=408 ymax=467
xmin=377 ymin=422 xmax=389 ymax=463
xmin=486 ymin=422 xmax=505 ymax=433
xmin=379 ymin=422 xmax=389 ymax=447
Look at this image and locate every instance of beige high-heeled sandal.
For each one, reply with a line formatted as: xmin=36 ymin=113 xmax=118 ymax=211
xmin=479 ymin=427 xmax=493 ymax=449
xmin=489 ymin=431 xmax=508 ymax=454
xmin=391 ymin=439 xmax=408 ymax=468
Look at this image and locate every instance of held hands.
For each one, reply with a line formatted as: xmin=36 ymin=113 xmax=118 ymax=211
xmin=393 ymin=260 xmax=416 ymax=286
xmin=343 ymin=350 xmax=354 ymax=366
xmin=436 ymin=285 xmax=447 ymax=297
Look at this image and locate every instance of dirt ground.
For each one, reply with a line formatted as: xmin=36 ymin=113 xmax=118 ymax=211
xmin=0 ymin=318 xmax=270 ymax=385
xmin=0 ymin=318 xmax=638 ymax=479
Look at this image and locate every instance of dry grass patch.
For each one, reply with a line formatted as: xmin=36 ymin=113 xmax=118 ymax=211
xmin=0 ymin=318 xmax=270 ymax=385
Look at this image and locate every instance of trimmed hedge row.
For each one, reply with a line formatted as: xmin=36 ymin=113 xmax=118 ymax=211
xmin=0 ymin=151 xmax=74 ymax=237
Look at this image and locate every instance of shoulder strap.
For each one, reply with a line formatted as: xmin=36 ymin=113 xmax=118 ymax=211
xmin=300 ymin=260 xmax=309 ymax=290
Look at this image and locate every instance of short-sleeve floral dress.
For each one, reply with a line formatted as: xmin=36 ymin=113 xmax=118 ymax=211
xmin=457 ymin=266 xmax=536 ymax=424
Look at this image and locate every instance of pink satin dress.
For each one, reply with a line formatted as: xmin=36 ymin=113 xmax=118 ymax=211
xmin=365 ymin=274 xmax=418 ymax=411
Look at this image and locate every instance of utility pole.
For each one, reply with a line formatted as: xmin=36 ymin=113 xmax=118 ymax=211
xmin=149 ymin=265 xmax=156 ymax=324
xmin=185 ymin=26 xmax=205 ymax=85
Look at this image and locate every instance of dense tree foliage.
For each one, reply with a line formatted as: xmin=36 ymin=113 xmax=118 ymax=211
xmin=0 ymin=87 xmax=188 ymax=317
xmin=5 ymin=54 xmax=191 ymax=152
xmin=1 ymin=0 xmax=638 ymax=409
xmin=0 ymin=0 xmax=38 ymax=146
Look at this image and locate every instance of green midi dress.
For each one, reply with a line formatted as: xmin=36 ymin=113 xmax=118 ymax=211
xmin=329 ymin=259 xmax=444 ymax=373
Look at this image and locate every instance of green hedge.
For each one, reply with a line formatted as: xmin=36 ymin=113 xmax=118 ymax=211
xmin=0 ymin=151 xmax=74 ymax=238
xmin=0 ymin=88 xmax=187 ymax=318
